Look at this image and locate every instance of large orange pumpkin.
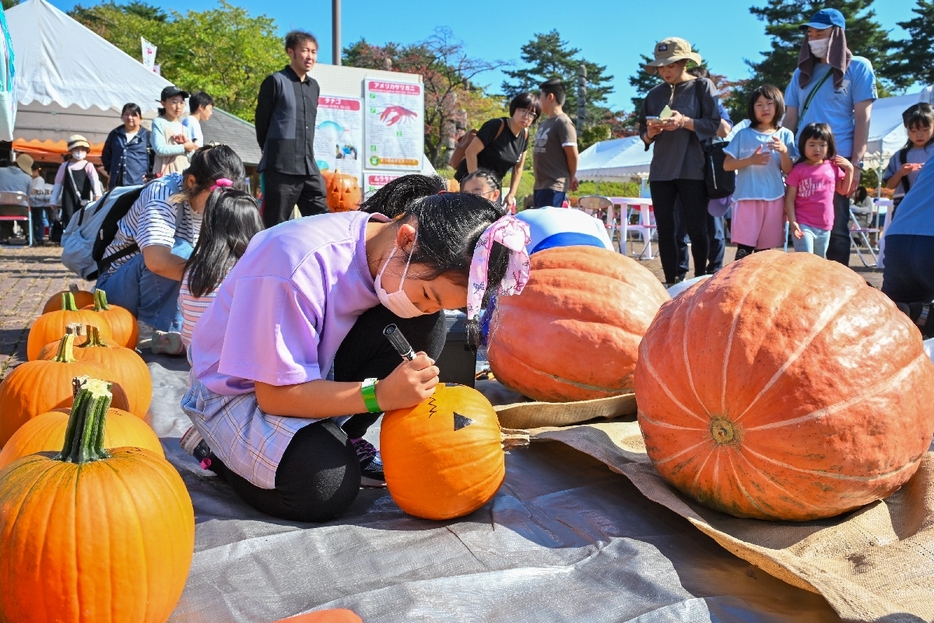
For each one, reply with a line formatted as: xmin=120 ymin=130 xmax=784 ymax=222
xmin=275 ymin=610 xmax=363 ymax=623
xmin=326 ymin=171 xmax=362 ymax=212
xmin=634 ymin=251 xmax=934 ymax=521
xmin=381 ymin=384 xmax=507 ymax=520
xmin=72 ymin=325 xmax=152 ymax=417
xmin=0 ymin=404 xmax=164 ymax=470
xmin=0 ymin=377 xmax=194 ymax=623
xmin=0 ymin=334 xmax=113 ymax=446
xmin=41 ymin=284 xmax=94 ymax=314
xmin=486 ymin=246 xmax=670 ymax=402
xmin=27 ymin=292 xmax=113 ymax=361
xmin=83 ymin=289 xmax=139 ymax=349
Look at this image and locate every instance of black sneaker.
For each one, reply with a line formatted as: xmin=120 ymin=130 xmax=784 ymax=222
xmin=180 ymin=426 xmax=214 ymax=469
xmin=349 ymin=437 xmax=386 ymax=488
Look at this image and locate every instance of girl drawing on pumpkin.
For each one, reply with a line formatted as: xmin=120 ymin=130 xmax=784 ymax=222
xmin=177 ymin=184 xmax=263 ymax=352
xmin=180 ymin=174 xmax=530 ymax=522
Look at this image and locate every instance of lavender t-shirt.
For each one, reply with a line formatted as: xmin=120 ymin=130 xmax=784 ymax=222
xmin=190 ymin=210 xmax=384 ymax=396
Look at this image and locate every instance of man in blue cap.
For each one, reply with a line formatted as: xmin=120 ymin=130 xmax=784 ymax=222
xmin=783 ymin=7 xmax=877 ymax=267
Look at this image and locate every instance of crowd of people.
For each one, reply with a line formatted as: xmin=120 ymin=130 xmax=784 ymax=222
xmin=1 ymin=9 xmax=931 ymax=522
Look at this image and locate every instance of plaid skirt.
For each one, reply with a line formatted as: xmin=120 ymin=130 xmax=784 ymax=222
xmin=181 ymin=378 xmax=348 ymax=489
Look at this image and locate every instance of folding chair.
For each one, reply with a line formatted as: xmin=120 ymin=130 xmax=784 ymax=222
xmin=849 ymin=209 xmax=879 ymax=268
xmin=627 ymin=201 xmax=657 ymax=260
xmin=0 ymin=191 xmax=33 ymax=246
xmin=577 ymin=195 xmax=626 ymax=254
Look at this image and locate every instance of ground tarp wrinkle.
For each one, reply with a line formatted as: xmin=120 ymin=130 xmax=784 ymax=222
xmin=146 ymin=355 xmax=841 ymax=623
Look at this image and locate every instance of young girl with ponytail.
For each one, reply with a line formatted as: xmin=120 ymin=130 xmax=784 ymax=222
xmin=180 ymin=174 xmax=530 ymax=522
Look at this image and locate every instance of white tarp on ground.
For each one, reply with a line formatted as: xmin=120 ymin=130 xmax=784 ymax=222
xmin=6 ymin=0 xmax=172 ymax=145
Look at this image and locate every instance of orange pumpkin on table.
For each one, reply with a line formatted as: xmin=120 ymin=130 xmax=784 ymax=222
xmin=82 ymin=289 xmax=139 ymax=349
xmin=486 ymin=245 xmax=670 ymax=402
xmin=0 ymin=377 xmax=194 ymax=623
xmin=634 ymin=251 xmax=934 ymax=521
xmin=326 ymin=171 xmax=362 ymax=212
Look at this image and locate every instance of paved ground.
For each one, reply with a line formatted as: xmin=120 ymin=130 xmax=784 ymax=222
xmin=0 ymin=242 xmax=883 ymax=381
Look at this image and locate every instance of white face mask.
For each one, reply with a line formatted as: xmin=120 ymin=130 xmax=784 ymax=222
xmin=71 ymin=150 xmax=87 ymax=161
xmin=374 ymin=236 xmax=425 ymax=319
xmin=808 ymin=37 xmax=830 ymax=59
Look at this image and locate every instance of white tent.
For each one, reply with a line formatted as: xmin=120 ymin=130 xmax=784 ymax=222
xmin=577 ymin=136 xmax=652 ymax=182
xmin=6 ymin=0 xmax=172 ymax=150
xmin=864 ymin=87 xmax=932 ymax=171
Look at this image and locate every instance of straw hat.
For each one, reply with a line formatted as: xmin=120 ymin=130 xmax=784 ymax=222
xmin=14 ymin=154 xmax=34 ymax=174
xmin=66 ymin=135 xmax=91 ymax=151
xmin=644 ymin=37 xmax=703 ymax=74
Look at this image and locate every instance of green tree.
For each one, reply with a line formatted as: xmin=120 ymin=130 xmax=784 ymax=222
xmin=745 ymin=0 xmax=908 ymax=93
xmin=71 ymin=1 xmax=282 ymax=122
xmin=1 ymin=0 xmax=19 ymax=10
xmin=501 ymin=30 xmax=615 ymax=131
xmin=891 ymin=0 xmax=934 ymax=87
xmin=344 ymin=29 xmax=507 ymax=168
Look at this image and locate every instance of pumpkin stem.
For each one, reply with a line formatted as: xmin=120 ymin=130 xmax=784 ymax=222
xmin=51 ymin=333 xmax=78 ymax=363
xmin=93 ymin=289 xmax=111 ymax=311
xmin=80 ymin=324 xmax=109 ymax=348
xmin=500 ymin=427 xmax=530 ymax=451
xmin=61 ymin=291 xmax=79 ymax=312
xmin=57 ymin=376 xmax=112 ymax=464
xmin=710 ymin=417 xmax=742 ymax=446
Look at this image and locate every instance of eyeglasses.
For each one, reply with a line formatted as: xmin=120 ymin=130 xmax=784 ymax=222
xmin=518 ymin=109 xmax=538 ymax=119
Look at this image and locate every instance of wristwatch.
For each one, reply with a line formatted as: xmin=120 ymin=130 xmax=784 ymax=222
xmin=856 ymin=160 xmax=865 ymax=170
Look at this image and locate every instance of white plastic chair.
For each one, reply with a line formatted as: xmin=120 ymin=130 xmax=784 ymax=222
xmin=627 ymin=202 xmax=657 ymax=260
xmin=578 ymin=195 xmax=626 ymax=254
xmin=849 ymin=209 xmax=879 ymax=268
xmin=0 ymin=191 xmax=33 ymax=246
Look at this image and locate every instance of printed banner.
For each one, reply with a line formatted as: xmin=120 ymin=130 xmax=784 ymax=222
xmin=364 ymin=80 xmax=424 ymax=171
xmin=363 ymin=172 xmax=403 ymax=196
xmin=141 ymin=37 xmax=157 ymax=72
xmin=314 ymin=95 xmax=363 ymax=184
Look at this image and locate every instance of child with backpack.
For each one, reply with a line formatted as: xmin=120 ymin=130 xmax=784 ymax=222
xmin=50 ymin=135 xmax=102 ymax=235
xmin=94 ymin=145 xmax=245 ymax=354
xmin=883 ymin=103 xmax=934 ymax=218
xmin=178 ymin=184 xmax=263 ymax=351
xmin=784 ymin=123 xmax=854 ymax=258
xmin=723 ymin=85 xmax=797 ymax=260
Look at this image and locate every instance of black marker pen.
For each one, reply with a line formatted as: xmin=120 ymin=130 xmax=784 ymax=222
xmin=383 ymin=324 xmax=416 ymax=361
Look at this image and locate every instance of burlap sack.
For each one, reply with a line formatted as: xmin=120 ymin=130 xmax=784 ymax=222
xmin=529 ymin=420 xmax=934 ymax=623
xmin=477 ymin=379 xmax=638 ymax=429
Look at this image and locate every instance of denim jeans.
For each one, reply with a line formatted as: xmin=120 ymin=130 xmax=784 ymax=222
xmin=881 ymin=234 xmax=934 ymax=304
xmin=95 ymin=239 xmax=193 ymax=331
xmin=792 ymin=224 xmax=831 ymax=258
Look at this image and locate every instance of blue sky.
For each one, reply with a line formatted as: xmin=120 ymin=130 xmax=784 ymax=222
xmin=54 ymin=0 xmax=918 ymax=111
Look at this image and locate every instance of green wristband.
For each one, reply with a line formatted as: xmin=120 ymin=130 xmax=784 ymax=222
xmin=361 ymin=378 xmax=381 ymax=413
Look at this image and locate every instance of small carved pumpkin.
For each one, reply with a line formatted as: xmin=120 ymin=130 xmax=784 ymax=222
xmin=380 ymin=384 xmax=507 ymax=520
xmin=326 ymin=171 xmax=362 ymax=212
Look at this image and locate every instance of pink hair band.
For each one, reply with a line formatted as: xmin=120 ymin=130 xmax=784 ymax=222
xmin=210 ymin=178 xmax=234 ymax=192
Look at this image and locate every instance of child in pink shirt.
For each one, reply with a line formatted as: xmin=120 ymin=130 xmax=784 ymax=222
xmin=784 ymin=123 xmax=854 ymax=258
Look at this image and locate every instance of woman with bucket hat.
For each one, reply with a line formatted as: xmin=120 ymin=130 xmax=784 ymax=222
xmin=49 ymin=134 xmax=102 ymax=237
xmin=782 ymin=8 xmax=877 ymax=267
xmin=638 ymin=37 xmax=722 ymax=286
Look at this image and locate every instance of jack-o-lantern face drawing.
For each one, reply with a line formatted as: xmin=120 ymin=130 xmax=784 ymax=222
xmin=380 ymin=384 xmax=506 ymax=520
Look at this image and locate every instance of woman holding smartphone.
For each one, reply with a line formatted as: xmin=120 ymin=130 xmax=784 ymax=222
xmin=638 ymin=37 xmax=721 ymax=286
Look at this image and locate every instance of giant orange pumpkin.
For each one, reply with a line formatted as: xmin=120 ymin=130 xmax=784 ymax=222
xmin=486 ymin=246 xmax=670 ymax=402
xmin=326 ymin=171 xmax=362 ymax=212
xmin=380 ymin=384 xmax=507 ymax=520
xmin=83 ymin=289 xmax=139 ymax=349
xmin=634 ymin=251 xmax=934 ymax=521
xmin=72 ymin=325 xmax=152 ymax=417
xmin=27 ymin=292 xmax=113 ymax=361
xmin=0 ymin=377 xmax=194 ymax=623
xmin=0 ymin=404 xmax=164 ymax=470
xmin=0 ymin=334 xmax=113 ymax=446
xmin=41 ymin=284 xmax=94 ymax=314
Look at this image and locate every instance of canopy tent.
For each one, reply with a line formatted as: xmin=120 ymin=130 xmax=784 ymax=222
xmin=863 ymin=87 xmax=932 ymax=171
xmin=577 ymin=135 xmax=652 ymax=183
xmin=6 ymin=0 xmax=172 ymax=162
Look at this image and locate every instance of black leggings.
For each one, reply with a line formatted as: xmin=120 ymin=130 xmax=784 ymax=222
xmin=650 ymin=179 xmax=710 ymax=283
xmin=210 ymin=306 xmax=447 ymax=521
